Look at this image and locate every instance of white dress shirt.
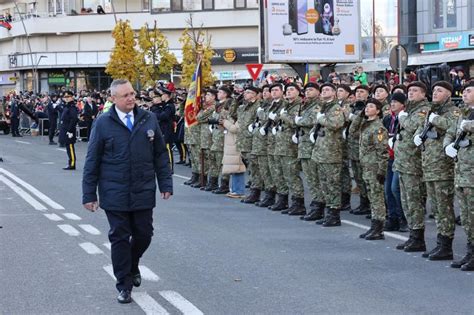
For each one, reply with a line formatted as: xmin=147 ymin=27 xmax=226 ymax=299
xmin=115 ymin=106 xmax=134 ymax=127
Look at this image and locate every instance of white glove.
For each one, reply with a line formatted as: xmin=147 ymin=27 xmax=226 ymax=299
xmin=209 ymin=125 xmax=214 ymax=132
xmin=291 ymin=133 xmax=299 ymax=144
xmin=316 ymin=112 xmax=325 ymax=121
xmin=268 ymin=112 xmax=277 ymax=121
xmin=280 ymin=108 xmax=287 ymax=115
xmin=460 ymin=120 xmax=470 ymax=132
xmin=413 ymin=134 xmax=423 ymax=147
xmin=248 ymin=124 xmax=254 ymax=133
xmin=257 ymin=107 xmax=264 ymax=113
xmin=53 ymin=103 xmax=58 ymax=108
xmin=388 ymin=137 xmax=394 ymax=149
xmin=428 ymin=112 xmax=439 ymax=124
xmin=67 ymin=132 xmax=73 ymax=139
xmin=271 ymin=127 xmax=277 ymax=135
xmin=445 ymin=143 xmax=458 ymax=158
xmin=309 ymin=132 xmax=315 ymax=143
xmin=294 ymin=116 xmax=302 ymax=124
xmin=348 ymin=113 xmax=355 ymax=120
xmin=259 ymin=127 xmax=266 ymax=136
xmin=398 ymin=110 xmax=408 ymax=119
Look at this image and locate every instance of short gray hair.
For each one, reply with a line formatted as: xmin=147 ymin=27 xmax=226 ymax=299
xmin=110 ymin=79 xmax=131 ymax=96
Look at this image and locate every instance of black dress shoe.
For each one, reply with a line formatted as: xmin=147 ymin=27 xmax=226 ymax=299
xmin=63 ymin=166 xmax=76 ymax=170
xmin=132 ymin=272 xmax=141 ymax=287
xmin=117 ymin=290 xmax=132 ymax=304
xmin=49 ymin=141 xmax=57 ymax=145
xmin=176 ymin=160 xmax=186 ymax=165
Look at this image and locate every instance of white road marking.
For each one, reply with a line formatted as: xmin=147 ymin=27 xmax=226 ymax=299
xmin=79 ymin=242 xmax=104 ymax=255
xmin=132 ymin=292 xmax=170 ymax=315
xmin=173 ymin=174 xmax=191 ymax=180
xmin=341 ymin=220 xmax=409 ymax=242
xmin=41 ymin=162 xmax=55 ymax=165
xmin=14 ymin=140 xmax=31 ymax=144
xmin=103 ymin=265 xmax=115 ymax=279
xmin=78 ymin=224 xmax=101 ymax=235
xmin=56 ymin=148 xmax=67 ymax=152
xmin=57 ymin=224 xmax=81 ymax=236
xmin=159 ymin=291 xmax=203 ymax=315
xmin=0 ymin=168 xmax=65 ymax=210
xmin=0 ymin=175 xmax=47 ymax=211
xmin=139 ymin=265 xmax=160 ymax=282
xmin=62 ymin=213 xmax=82 ymax=220
xmin=103 ymin=242 xmax=111 ymax=250
xmin=43 ymin=213 xmax=63 ymax=221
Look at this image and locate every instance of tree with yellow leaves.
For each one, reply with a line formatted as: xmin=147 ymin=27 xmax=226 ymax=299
xmin=179 ymin=15 xmax=214 ymax=88
xmin=137 ymin=21 xmax=177 ymax=87
xmin=105 ymin=20 xmax=139 ymax=83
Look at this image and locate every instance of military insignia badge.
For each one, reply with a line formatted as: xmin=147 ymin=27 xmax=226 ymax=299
xmin=418 ymin=110 xmax=427 ymax=117
xmin=452 ymin=109 xmax=461 ymax=118
xmin=377 ymin=129 xmax=385 ymax=142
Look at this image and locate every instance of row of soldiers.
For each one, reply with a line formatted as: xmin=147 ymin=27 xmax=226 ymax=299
xmin=183 ymin=80 xmax=474 ymax=272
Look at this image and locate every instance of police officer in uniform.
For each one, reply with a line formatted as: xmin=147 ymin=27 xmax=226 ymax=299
xmin=59 ymin=91 xmax=79 ymax=170
xmin=46 ymin=94 xmax=60 ymax=145
xmin=152 ymin=89 xmax=176 ymax=172
xmin=9 ymin=93 xmax=21 ymax=137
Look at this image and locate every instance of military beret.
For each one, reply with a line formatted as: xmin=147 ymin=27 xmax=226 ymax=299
xmin=390 ymin=92 xmax=406 ymax=105
xmin=320 ymin=82 xmax=337 ymax=91
xmin=63 ymin=91 xmax=74 ymax=97
xmin=218 ymin=86 xmax=232 ymax=97
xmin=462 ymin=80 xmax=474 ymax=91
xmin=366 ymin=98 xmax=383 ymax=110
xmin=391 ymin=84 xmax=407 ymax=94
xmin=407 ymin=81 xmax=428 ymax=93
xmin=261 ymin=84 xmax=270 ymax=91
xmin=304 ymin=82 xmax=320 ymax=91
xmin=355 ymin=85 xmax=370 ymax=92
xmin=245 ymin=85 xmax=260 ymax=94
xmin=432 ymin=80 xmax=453 ymax=93
xmin=337 ymin=84 xmax=352 ymax=94
xmin=373 ymin=84 xmax=390 ymax=95
xmin=285 ymin=82 xmax=301 ymax=92
xmin=206 ymin=88 xmax=218 ymax=97
xmin=269 ymin=83 xmax=284 ymax=92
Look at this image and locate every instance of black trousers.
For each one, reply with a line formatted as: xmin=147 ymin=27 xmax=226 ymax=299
xmin=48 ymin=120 xmax=57 ymax=142
xmin=166 ymin=142 xmax=174 ymax=172
xmin=66 ymin=143 xmax=76 ymax=168
xmin=105 ymin=209 xmax=153 ymax=292
xmin=11 ymin=117 xmax=19 ymax=136
xmin=175 ymin=141 xmax=187 ymax=162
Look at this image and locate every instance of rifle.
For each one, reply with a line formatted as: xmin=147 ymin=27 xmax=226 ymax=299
xmin=452 ymin=110 xmax=474 ymax=161
xmin=419 ymin=100 xmax=449 ymax=151
xmin=262 ymin=100 xmax=280 ymax=134
xmin=292 ymin=100 xmax=304 ymax=143
xmin=345 ymin=100 xmax=365 ymax=138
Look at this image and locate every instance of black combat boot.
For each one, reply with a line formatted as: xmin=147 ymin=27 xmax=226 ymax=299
xmin=404 ymin=228 xmax=426 ymax=252
xmin=451 ymin=243 xmax=472 ymax=268
xmin=365 ymin=220 xmax=385 ymax=240
xmin=281 ymin=196 xmax=296 ymax=214
xmin=340 ymin=192 xmax=351 ymax=211
xmin=398 ymin=217 xmax=409 ymax=232
xmin=213 ymin=178 xmax=230 ymax=194
xmin=269 ymin=194 xmax=288 ymax=211
xmin=396 ymin=229 xmax=413 ymax=250
xmin=429 ymin=234 xmax=453 ymax=261
xmin=322 ymin=208 xmax=341 ymax=227
xmin=455 ymin=215 xmax=462 ymax=226
xmin=288 ymin=197 xmax=306 ymax=216
xmin=257 ymin=191 xmax=276 ymax=208
xmin=359 ymin=220 xmax=374 ymax=238
xmin=383 ymin=217 xmax=400 ymax=231
xmin=191 ymin=174 xmax=207 ymax=188
xmin=203 ymin=177 xmax=219 ymax=191
xmin=301 ymin=202 xmax=325 ymax=221
xmin=461 ymin=244 xmax=474 ymax=271
xmin=352 ymin=196 xmax=370 ymax=215
xmin=422 ymin=234 xmax=441 ymax=258
xmin=242 ymin=188 xmax=261 ymax=204
xmin=184 ymin=173 xmax=198 ymax=185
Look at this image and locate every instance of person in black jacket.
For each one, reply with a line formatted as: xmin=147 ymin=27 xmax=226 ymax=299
xmin=82 ymin=79 xmax=173 ymax=304
xmin=58 ymin=91 xmax=79 ymax=170
xmin=81 ymin=95 xmax=98 ymax=141
xmin=46 ymin=94 xmax=60 ymax=145
xmin=152 ymin=88 xmax=176 ymax=171
xmin=9 ymin=93 xmax=21 ymax=137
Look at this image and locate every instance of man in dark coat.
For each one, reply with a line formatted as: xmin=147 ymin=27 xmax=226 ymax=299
xmin=46 ymin=94 xmax=59 ymax=145
xmin=9 ymin=93 xmax=21 ymax=137
xmin=81 ymin=95 xmax=98 ymax=141
xmin=58 ymin=91 xmax=79 ymax=170
xmin=82 ymin=79 xmax=173 ymax=304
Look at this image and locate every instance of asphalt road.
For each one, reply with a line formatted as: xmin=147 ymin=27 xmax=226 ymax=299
xmin=0 ymin=134 xmax=472 ymax=315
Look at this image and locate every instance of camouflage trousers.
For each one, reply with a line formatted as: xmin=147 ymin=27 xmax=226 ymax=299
xmin=281 ymin=156 xmax=304 ymax=199
xmin=456 ymin=186 xmax=474 ymax=243
xmin=208 ymin=150 xmax=229 ymax=183
xmin=426 ymin=180 xmax=455 ymax=238
xmin=341 ymin=159 xmax=352 ymax=195
xmin=362 ymin=168 xmax=387 ymax=221
xmin=301 ymin=158 xmax=322 ymax=202
xmin=399 ymin=173 xmax=425 ymax=230
xmin=257 ymin=155 xmax=275 ymax=192
xmin=242 ymin=152 xmax=262 ymax=190
xmin=200 ymin=149 xmax=210 ymax=175
xmin=268 ymin=154 xmax=288 ymax=195
xmin=351 ymin=160 xmax=367 ymax=198
xmin=189 ymin=144 xmax=201 ymax=173
xmin=317 ymin=163 xmax=342 ymax=208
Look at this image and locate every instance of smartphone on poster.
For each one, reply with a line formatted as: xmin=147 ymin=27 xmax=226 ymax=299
xmin=296 ymin=0 xmax=308 ymax=35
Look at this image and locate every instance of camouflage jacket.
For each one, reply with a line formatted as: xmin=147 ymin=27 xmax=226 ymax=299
xmin=266 ymin=99 xmax=286 ymax=155
xmin=443 ymin=105 xmax=474 ymax=187
xmin=210 ymin=99 xmax=232 ymax=152
xmin=184 ymin=120 xmax=201 ymax=145
xmin=358 ymin=117 xmax=389 ymax=176
xmin=393 ymin=99 xmax=430 ymax=176
xmin=196 ymin=102 xmax=215 ymax=149
xmin=311 ymin=99 xmax=346 ymax=164
xmin=251 ymin=99 xmax=271 ymax=156
xmin=295 ymin=97 xmax=320 ymax=159
xmin=236 ymin=99 xmax=259 ymax=153
xmin=415 ymin=100 xmax=460 ymax=181
xmin=275 ymin=97 xmax=302 ymax=157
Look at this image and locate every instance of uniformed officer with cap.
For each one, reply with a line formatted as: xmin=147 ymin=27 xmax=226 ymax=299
xmin=58 ymin=91 xmax=79 ymax=170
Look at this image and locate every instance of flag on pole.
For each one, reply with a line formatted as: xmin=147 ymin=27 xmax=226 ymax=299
xmin=304 ymin=63 xmax=309 ymax=86
xmin=0 ymin=17 xmax=12 ymax=30
xmin=184 ymin=59 xmax=202 ymax=127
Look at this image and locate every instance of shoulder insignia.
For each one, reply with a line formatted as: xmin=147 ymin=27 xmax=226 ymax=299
xmin=377 ymin=128 xmax=385 ymax=142
xmin=418 ymin=110 xmax=427 ymax=117
xmin=452 ymin=109 xmax=461 ymax=117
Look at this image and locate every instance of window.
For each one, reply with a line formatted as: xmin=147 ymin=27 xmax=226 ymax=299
xmin=235 ymin=0 xmax=246 ymax=8
xmin=433 ymin=0 xmax=456 ymax=30
xmin=143 ymin=0 xmax=150 ymax=10
xmin=151 ymin=0 xmax=171 ymax=12
xmin=183 ymin=0 xmax=201 ymax=10
xmin=215 ymin=0 xmax=233 ymax=9
xmin=203 ymin=0 xmax=214 ymax=10
xmin=247 ymin=0 xmax=258 ymax=8
xmin=171 ymin=0 xmax=182 ymax=10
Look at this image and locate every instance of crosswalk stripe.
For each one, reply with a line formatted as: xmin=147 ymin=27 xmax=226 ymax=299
xmin=139 ymin=265 xmax=160 ymax=282
xmin=57 ymin=224 xmax=80 ymax=236
xmin=79 ymin=242 xmax=103 ymax=255
xmin=43 ymin=213 xmax=63 ymax=221
xmin=103 ymin=242 xmax=111 ymax=250
xmin=159 ymin=291 xmax=203 ymax=315
xmin=133 ymin=292 xmax=170 ymax=315
xmin=0 ymin=175 xmax=47 ymax=211
xmin=78 ymin=224 xmax=101 ymax=235
xmin=62 ymin=213 xmax=82 ymax=220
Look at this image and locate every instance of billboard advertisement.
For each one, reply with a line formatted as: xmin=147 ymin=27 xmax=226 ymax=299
xmin=261 ymin=0 xmax=361 ymax=63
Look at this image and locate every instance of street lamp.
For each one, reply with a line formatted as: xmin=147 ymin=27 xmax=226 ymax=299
xmin=33 ymin=55 xmax=47 ymax=92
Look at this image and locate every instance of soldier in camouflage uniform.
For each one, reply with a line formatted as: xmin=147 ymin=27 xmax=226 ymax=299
xmin=348 ymin=85 xmax=370 ymax=215
xmin=264 ymin=84 xmax=289 ymax=211
xmin=444 ymin=81 xmax=474 ymax=271
xmin=296 ymin=83 xmax=325 ymax=221
xmin=337 ymin=84 xmax=353 ymax=211
xmin=413 ymin=81 xmax=459 ymax=260
xmin=192 ymin=90 xmax=216 ymax=188
xmin=373 ymin=84 xmax=391 ymax=117
xmin=251 ymin=85 xmax=277 ymax=207
xmin=311 ymin=83 xmax=346 ymax=226
xmin=393 ymin=81 xmax=431 ymax=252
xmin=278 ymin=83 xmax=306 ymax=215
xmin=184 ymin=105 xmax=202 ymax=186
xmin=352 ymin=99 xmax=389 ymax=240
xmin=236 ymin=86 xmax=261 ymax=203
